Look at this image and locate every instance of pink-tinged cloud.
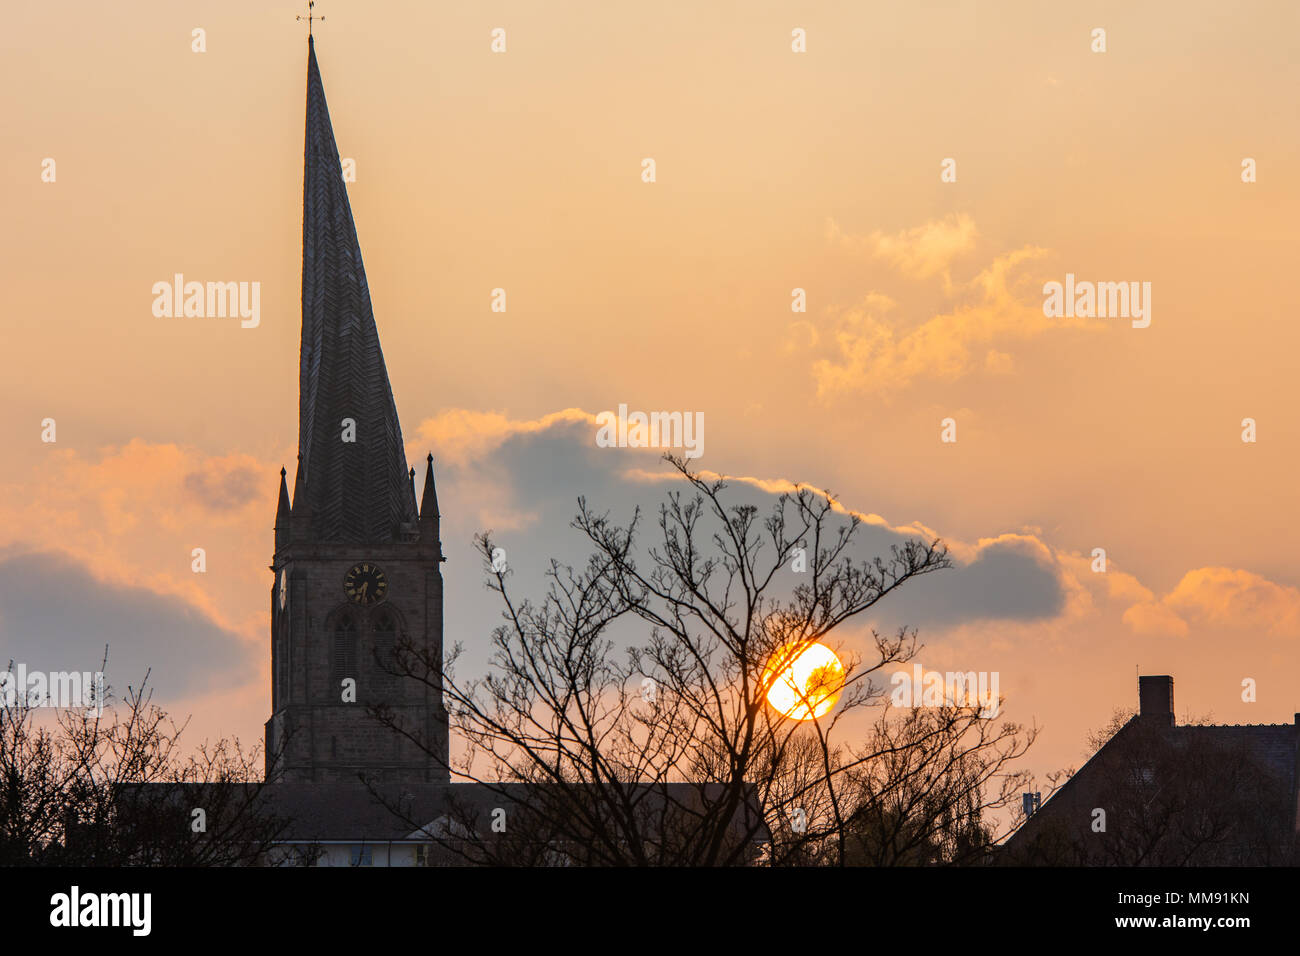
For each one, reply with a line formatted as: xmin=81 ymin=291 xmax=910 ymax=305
xmin=621 ymin=465 xmax=939 ymax=543
xmin=407 ymin=408 xmax=597 ymax=469
xmin=1165 ymin=568 xmax=1298 ymax=636
xmin=0 ymin=439 xmax=281 ymax=643
xmin=798 ymin=217 xmax=1109 ymax=398
xmin=1122 ymin=567 xmax=1300 ymax=640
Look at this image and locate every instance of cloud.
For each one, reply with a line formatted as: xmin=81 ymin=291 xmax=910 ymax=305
xmin=411 ymin=408 xmax=621 ymax=534
xmin=183 ymin=462 xmax=262 ymax=512
xmin=407 ymin=408 xmax=597 ymax=469
xmin=826 ymin=214 xmax=979 ymax=286
xmin=0 ymin=550 xmax=250 ymax=698
xmin=622 ymin=466 xmax=942 ymax=546
xmin=885 ymin=534 xmax=1067 ymax=628
xmin=1124 ymin=567 xmax=1300 ymax=640
xmin=1123 ymin=600 xmax=1190 ymax=638
xmin=805 ymin=244 xmax=1059 ymax=398
xmin=0 ymin=440 xmax=281 ymax=642
xmin=796 ymin=216 xmax=1109 ymax=398
xmin=431 ymin=415 xmax=1071 ymax=631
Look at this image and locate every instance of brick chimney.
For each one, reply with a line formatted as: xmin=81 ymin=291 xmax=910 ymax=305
xmin=1138 ymin=675 xmax=1174 ymax=726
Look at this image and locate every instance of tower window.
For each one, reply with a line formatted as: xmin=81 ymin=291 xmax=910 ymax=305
xmin=374 ymin=611 xmax=397 ymax=700
xmin=332 ymin=613 xmax=357 ymax=691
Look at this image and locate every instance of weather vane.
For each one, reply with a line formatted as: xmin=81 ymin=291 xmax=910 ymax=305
xmin=297 ymin=1 xmax=324 ymax=37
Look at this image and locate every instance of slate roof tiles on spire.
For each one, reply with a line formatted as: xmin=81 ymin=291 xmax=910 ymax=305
xmin=296 ymin=37 xmax=416 ymax=543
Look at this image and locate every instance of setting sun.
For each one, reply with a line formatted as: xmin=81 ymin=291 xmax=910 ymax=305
xmin=763 ymin=642 xmax=846 ymax=720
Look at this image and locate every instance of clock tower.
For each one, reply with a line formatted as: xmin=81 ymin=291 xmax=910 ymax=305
xmin=265 ymin=37 xmax=449 ymax=784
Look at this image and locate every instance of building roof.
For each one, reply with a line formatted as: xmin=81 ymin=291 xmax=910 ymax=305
xmin=294 ymin=36 xmax=417 ymax=544
xmin=1174 ymin=722 xmax=1298 ymax=791
xmin=121 ymin=781 xmax=772 ymax=853
xmin=261 ymin=781 xmax=772 ymax=845
xmin=262 ymin=783 xmax=450 ymax=842
xmin=1002 ymin=676 xmax=1300 ymax=863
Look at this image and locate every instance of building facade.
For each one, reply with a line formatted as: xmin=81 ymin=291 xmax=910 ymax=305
xmin=264 ymin=36 xmax=449 ymax=785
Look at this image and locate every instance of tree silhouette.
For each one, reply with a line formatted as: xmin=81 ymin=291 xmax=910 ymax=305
xmin=0 ymin=658 xmax=291 ymax=866
xmin=372 ymin=456 xmax=1038 ymax=865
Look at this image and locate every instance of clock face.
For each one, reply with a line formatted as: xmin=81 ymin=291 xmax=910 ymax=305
xmin=343 ymin=563 xmax=387 ymax=606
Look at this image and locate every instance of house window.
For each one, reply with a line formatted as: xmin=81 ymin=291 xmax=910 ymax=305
xmin=350 ymin=845 xmax=372 ymax=867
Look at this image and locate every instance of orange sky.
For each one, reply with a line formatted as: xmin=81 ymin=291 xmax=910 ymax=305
xmin=3 ymin=0 xmax=1299 ymax=788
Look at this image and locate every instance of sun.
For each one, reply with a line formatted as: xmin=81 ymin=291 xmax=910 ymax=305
xmin=763 ymin=641 xmax=845 ymax=720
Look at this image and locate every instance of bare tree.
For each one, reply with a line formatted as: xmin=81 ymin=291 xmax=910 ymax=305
xmin=0 ymin=660 xmax=291 ymax=866
xmin=373 ymin=456 xmax=1038 ymax=865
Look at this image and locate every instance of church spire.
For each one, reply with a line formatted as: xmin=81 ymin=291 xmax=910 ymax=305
xmin=274 ymin=466 xmax=292 ymax=551
xmin=295 ymin=37 xmax=416 ymax=543
xmin=419 ymin=453 xmax=441 ymax=544
xmin=276 ymin=466 xmax=291 ymax=518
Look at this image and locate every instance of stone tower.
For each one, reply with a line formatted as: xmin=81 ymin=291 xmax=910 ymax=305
xmin=264 ymin=37 xmax=448 ymax=784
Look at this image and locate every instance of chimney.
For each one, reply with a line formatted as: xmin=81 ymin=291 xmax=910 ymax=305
xmin=1138 ymin=675 xmax=1174 ymax=726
